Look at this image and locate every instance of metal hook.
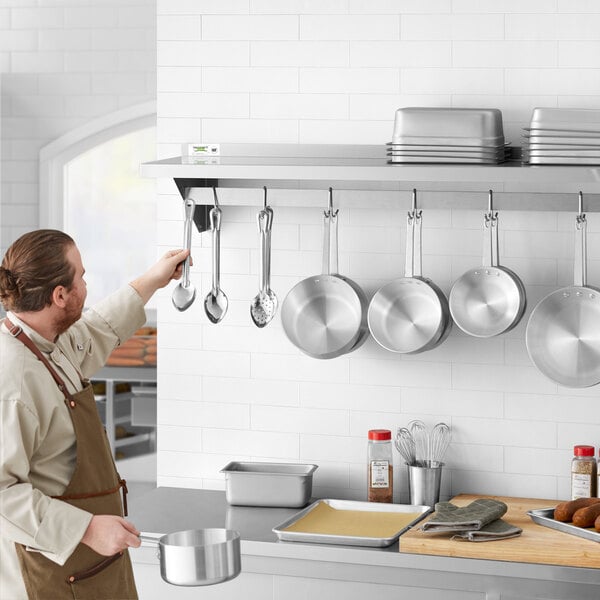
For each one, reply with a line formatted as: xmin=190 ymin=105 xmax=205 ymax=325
xmin=212 ymin=187 xmax=219 ymax=208
xmin=325 ymin=187 xmax=338 ymax=218
xmin=409 ymin=188 xmax=422 ymax=220
xmin=488 ymin=189 xmax=493 ymax=213
xmin=263 ymin=186 xmax=268 ymax=210
xmin=576 ymin=191 xmax=586 ymax=229
xmin=578 ymin=191 xmax=584 ymax=216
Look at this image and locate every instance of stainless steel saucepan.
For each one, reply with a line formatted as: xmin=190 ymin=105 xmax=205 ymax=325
xmin=449 ymin=191 xmax=526 ymax=337
xmin=281 ymin=189 xmax=367 ymax=359
xmin=140 ymin=528 xmax=241 ymax=587
xmin=526 ymin=193 xmax=600 ymax=387
xmin=368 ymin=190 xmax=451 ymax=354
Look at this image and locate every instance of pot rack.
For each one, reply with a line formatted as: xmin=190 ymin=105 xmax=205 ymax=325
xmin=140 ymin=143 xmax=600 ymax=232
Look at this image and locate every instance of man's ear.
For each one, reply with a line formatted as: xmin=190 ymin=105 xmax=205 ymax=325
xmin=52 ymin=285 xmax=68 ymax=308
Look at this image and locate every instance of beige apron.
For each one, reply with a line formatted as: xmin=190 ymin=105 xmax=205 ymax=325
xmin=5 ymin=319 xmax=139 ymax=600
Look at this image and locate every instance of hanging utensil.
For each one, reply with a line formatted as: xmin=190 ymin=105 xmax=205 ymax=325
xmin=526 ymin=192 xmax=600 ymax=387
xmin=251 ymin=187 xmax=278 ymax=327
xmin=394 ymin=427 xmax=416 ymax=466
xmin=204 ymin=189 xmax=228 ymax=324
xmin=368 ymin=189 xmax=451 ymax=354
xmin=428 ymin=422 xmax=451 ymax=466
xmin=449 ymin=191 xmax=526 ymax=337
xmin=281 ymin=189 xmax=366 ymax=359
xmin=139 ymin=528 xmax=241 ymax=587
xmin=172 ymin=197 xmax=197 ymax=312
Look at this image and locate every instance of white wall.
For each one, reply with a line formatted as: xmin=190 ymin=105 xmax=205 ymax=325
xmin=154 ymin=0 xmax=600 ymax=503
xmin=0 ymin=0 xmax=156 ymax=255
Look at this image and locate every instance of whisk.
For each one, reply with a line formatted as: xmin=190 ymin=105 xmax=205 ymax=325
xmin=394 ymin=427 xmax=416 ymax=465
xmin=408 ymin=419 xmax=429 ymax=467
xmin=428 ymin=422 xmax=451 ymax=466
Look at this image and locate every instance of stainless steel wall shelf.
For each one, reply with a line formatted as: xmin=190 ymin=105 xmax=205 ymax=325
xmin=141 ymin=144 xmax=600 ymax=232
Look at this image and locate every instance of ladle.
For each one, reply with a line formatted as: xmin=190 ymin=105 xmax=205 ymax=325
xmin=251 ymin=187 xmax=278 ymax=327
xmin=204 ymin=190 xmax=228 ymax=324
xmin=171 ymin=197 xmax=196 ymax=312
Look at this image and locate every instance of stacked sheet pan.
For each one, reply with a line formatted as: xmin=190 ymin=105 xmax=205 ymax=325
xmin=522 ymin=107 xmax=600 ymax=165
xmin=388 ymin=107 xmax=508 ymax=164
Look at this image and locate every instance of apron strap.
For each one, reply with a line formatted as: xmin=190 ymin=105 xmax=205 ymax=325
xmin=3 ymin=317 xmax=77 ymax=406
xmin=52 ymin=479 xmax=129 ymax=516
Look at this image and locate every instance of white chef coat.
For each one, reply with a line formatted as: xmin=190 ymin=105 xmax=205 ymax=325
xmin=0 ymin=285 xmax=146 ymax=600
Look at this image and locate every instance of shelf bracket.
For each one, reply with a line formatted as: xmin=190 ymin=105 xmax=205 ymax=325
xmin=175 ymin=178 xmax=216 ymax=232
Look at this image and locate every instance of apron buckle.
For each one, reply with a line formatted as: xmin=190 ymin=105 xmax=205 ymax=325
xmin=7 ymin=323 xmax=22 ymax=337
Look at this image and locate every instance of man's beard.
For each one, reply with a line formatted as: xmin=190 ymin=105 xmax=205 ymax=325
xmin=54 ymin=295 xmax=84 ymax=336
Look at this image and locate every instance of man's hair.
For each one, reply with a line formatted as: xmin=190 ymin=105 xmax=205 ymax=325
xmin=0 ymin=229 xmax=76 ymax=312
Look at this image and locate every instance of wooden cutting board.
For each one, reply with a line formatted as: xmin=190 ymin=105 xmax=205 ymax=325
xmin=399 ymin=494 xmax=600 ymax=568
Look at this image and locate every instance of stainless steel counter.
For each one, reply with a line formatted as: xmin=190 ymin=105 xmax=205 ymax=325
xmin=129 ymin=487 xmax=598 ymax=600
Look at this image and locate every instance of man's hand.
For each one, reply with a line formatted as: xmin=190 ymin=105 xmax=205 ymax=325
xmin=130 ymin=248 xmax=191 ymax=304
xmin=81 ymin=515 xmax=141 ymax=556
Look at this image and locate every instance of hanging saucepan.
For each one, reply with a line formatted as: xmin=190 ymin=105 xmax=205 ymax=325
xmin=139 ymin=528 xmax=241 ymax=587
xmin=368 ymin=190 xmax=451 ymax=354
xmin=526 ymin=193 xmax=600 ymax=387
xmin=449 ymin=191 xmax=526 ymax=337
xmin=281 ymin=189 xmax=367 ymax=359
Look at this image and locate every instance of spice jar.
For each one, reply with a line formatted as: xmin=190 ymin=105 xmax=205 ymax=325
xmin=367 ymin=429 xmax=393 ymax=503
xmin=571 ymin=445 xmax=597 ymax=500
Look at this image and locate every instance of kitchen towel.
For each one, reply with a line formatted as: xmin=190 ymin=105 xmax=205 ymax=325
xmin=421 ymin=498 xmax=522 ymax=541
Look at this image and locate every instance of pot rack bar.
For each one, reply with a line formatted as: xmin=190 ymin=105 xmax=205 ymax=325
xmin=141 ymin=143 xmax=600 ymax=232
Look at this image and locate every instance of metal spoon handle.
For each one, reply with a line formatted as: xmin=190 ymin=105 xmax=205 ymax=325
xmin=210 ymin=207 xmax=222 ymax=293
xmin=575 ymin=209 xmax=587 ymax=288
xmin=257 ymin=210 xmax=268 ymax=294
xmin=182 ymin=198 xmax=195 ymax=287
xmin=264 ymin=207 xmax=274 ymax=291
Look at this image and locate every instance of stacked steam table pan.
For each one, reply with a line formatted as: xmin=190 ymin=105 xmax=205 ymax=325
xmin=388 ymin=107 xmax=508 ymax=164
xmin=522 ymin=107 xmax=600 ymax=165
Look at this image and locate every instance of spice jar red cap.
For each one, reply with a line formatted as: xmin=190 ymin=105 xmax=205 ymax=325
xmin=368 ymin=429 xmax=391 ymax=441
xmin=574 ymin=445 xmax=595 ymax=457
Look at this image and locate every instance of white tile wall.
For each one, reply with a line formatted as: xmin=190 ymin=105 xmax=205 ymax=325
xmin=0 ymin=0 xmax=156 ymax=255
xmin=155 ymin=1 xmax=600 ymax=503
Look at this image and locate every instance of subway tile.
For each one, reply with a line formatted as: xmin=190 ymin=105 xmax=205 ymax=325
xmin=157 ymin=399 xmax=249 ymax=429
xmin=298 ymin=120 xmax=391 ymax=144
xmin=203 ymin=377 xmax=300 ymax=406
xmin=64 ymin=50 xmax=118 ymax=73
xmin=453 ymin=0 xmax=554 ymax=12
xmin=349 ymin=410 xmax=407 ymax=437
xmin=558 ymin=0 xmax=600 ymax=12
xmin=349 ymin=0 xmax=452 ymax=13
xmin=158 ymin=41 xmax=250 ymax=66
xmin=300 ymin=381 xmax=401 ymax=412
xmin=301 ymin=434 xmax=364 ymax=463
xmin=202 ymin=67 xmax=299 ymax=93
xmin=157 ymin=0 xmax=249 ymax=14
xmin=159 ymin=426 xmax=202 ymax=452
xmin=203 ymin=428 xmax=300 ymax=458
xmin=252 ymin=405 xmax=349 ymax=435
xmin=401 ymin=14 xmax=504 ymax=40
xmin=251 ymin=41 xmax=349 ymax=67
xmin=12 ymin=7 xmax=64 ymax=29
xmin=557 ymin=422 xmax=600 ymax=449
xmin=300 ymin=15 xmax=400 ymax=41
xmin=92 ymin=72 xmax=147 ymax=95
xmin=300 ymin=68 xmax=399 ymax=94
xmin=201 ymin=118 xmax=299 ymax=143
xmin=158 ymin=92 xmax=249 ymax=118
xmin=157 ymin=116 xmax=202 ymax=143
xmin=504 ymin=447 xmax=572 ymax=476
xmin=451 ymin=416 xmax=556 ymax=448
xmin=451 ymin=469 xmax=558 ymax=500
xmin=453 ymin=41 xmax=557 ymax=68
xmin=351 ymin=357 xmax=452 ymax=388
xmin=350 ymin=41 xmax=451 ymax=68
xmin=505 ymin=392 xmax=600 ymax=424
xmin=252 ymin=353 xmax=350 ymax=383
xmin=158 ymin=372 xmax=203 ymax=401
xmin=452 ymin=363 xmax=557 ymax=394
xmin=401 ymin=388 xmax=503 ymax=418
xmin=445 ymin=443 xmax=504 ymax=472
xmin=65 ymin=7 xmax=118 ymax=28
xmin=559 ymin=41 xmax=600 ymax=68
xmin=157 ymin=15 xmax=201 ymax=40
xmin=506 ymin=68 xmax=600 ymax=96
xmin=401 ymin=68 xmax=504 ymax=95
xmin=0 ymin=30 xmax=38 ymax=52
xmin=251 ymin=0 xmax=349 ymax=13
xmin=349 ymin=94 xmax=450 ymax=120
xmin=250 ymin=93 xmax=347 ymax=120
xmin=203 ymin=15 xmax=299 ymax=41
xmin=504 ymin=230 xmax=572 ymax=259
xmin=203 ymin=324 xmax=293 ymax=354
xmin=160 ymin=348 xmax=250 ymax=377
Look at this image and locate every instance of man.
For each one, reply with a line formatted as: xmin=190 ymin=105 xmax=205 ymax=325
xmin=0 ymin=229 xmax=189 ymax=599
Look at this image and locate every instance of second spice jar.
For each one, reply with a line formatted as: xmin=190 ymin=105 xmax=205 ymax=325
xmin=367 ymin=429 xmax=393 ymax=503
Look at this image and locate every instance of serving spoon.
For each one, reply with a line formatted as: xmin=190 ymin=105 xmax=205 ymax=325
xmin=171 ymin=197 xmax=196 ymax=312
xmin=204 ymin=203 xmax=228 ymax=323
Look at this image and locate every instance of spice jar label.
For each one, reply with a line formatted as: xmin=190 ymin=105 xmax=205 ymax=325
xmin=572 ymin=473 xmax=593 ymax=499
xmin=370 ymin=461 xmax=390 ymax=488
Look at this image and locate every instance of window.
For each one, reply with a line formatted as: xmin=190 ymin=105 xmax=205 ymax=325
xmin=39 ymin=102 xmax=157 ymax=309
